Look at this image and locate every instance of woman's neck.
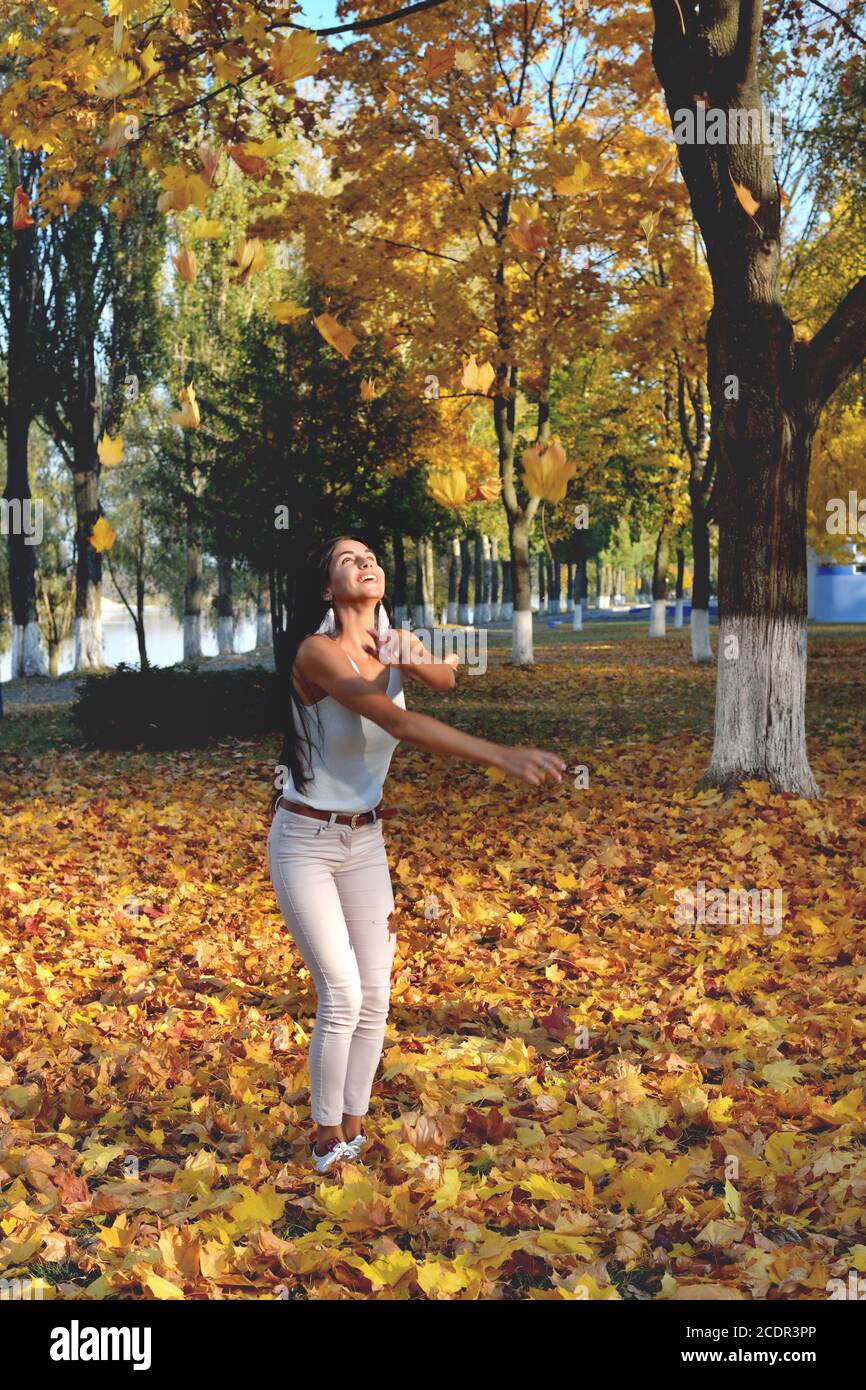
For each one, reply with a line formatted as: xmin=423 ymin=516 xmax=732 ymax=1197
xmin=332 ymin=602 xmax=380 ymax=659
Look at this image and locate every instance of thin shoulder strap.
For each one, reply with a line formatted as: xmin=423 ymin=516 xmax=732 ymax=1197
xmin=344 ymin=650 xmax=361 ymax=676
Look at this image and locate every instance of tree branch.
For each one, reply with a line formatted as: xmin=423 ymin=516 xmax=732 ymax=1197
xmin=803 ymin=272 xmax=866 ymax=413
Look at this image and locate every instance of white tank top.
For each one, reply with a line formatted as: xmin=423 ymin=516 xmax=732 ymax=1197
xmin=283 ymin=650 xmax=406 ymax=812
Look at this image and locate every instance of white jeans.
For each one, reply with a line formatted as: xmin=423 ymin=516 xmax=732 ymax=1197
xmin=267 ymin=805 xmax=397 ymax=1126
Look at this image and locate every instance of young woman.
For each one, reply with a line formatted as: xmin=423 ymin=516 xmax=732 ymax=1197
xmin=268 ymin=535 xmax=566 ymax=1174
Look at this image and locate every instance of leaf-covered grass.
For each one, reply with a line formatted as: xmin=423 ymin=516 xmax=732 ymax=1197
xmin=0 ymin=631 xmax=864 ymax=1300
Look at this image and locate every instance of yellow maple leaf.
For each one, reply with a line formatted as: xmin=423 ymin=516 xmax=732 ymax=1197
xmin=89 ymin=517 xmax=117 ymax=553
xmin=97 ymin=432 xmax=124 ymax=467
xmin=227 ymin=1183 xmax=286 ymax=1232
xmin=269 ymin=29 xmax=325 ymax=85
xmin=170 ymin=382 xmax=201 ymax=429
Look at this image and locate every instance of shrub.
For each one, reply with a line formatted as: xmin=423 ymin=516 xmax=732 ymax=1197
xmin=72 ymin=664 xmax=284 ymax=749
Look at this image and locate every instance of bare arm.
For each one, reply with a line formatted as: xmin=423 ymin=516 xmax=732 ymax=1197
xmin=296 ymin=636 xmax=565 ymax=787
xmin=376 ymin=628 xmax=458 ymax=692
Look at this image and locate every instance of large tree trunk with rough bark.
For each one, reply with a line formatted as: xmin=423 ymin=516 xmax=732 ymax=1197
xmin=651 ymin=0 xmax=866 ymax=795
xmin=5 ymin=168 xmax=48 ymax=677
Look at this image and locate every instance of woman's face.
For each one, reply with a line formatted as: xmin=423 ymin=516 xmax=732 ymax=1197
xmin=324 ymin=538 xmax=386 ymax=605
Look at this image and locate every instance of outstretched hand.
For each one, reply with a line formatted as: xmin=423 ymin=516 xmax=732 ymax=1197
xmin=498 ymin=747 xmax=567 ymax=787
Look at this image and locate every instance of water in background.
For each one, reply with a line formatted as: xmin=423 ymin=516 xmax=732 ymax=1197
xmin=0 ymin=604 xmax=261 ymax=681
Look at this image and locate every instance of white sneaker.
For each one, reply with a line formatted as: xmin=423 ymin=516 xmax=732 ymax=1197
xmin=310 ymin=1137 xmax=352 ymax=1174
xmin=342 ymin=1133 xmax=368 ymax=1160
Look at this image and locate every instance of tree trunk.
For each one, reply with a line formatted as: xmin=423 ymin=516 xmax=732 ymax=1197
xmin=501 ymin=557 xmax=513 ymax=619
xmin=424 ymin=535 xmax=436 ymax=627
xmin=184 ymin=438 xmax=203 ymax=659
xmin=494 ymin=366 xmax=537 ymax=663
xmin=414 ymin=536 xmax=432 ymax=628
xmin=73 ymin=463 xmax=103 ymax=670
xmin=5 ymin=178 xmax=48 ymax=677
xmin=391 ymin=531 xmax=408 ymax=625
xmin=690 ymin=483 xmax=714 ymax=663
xmin=135 ymin=556 xmax=149 ymax=672
xmin=458 ymin=536 xmax=472 ymax=624
xmin=649 ymin=0 xmax=850 ymax=796
xmin=537 ymin=552 xmax=546 ymax=611
xmin=216 ymin=555 xmax=234 ymax=655
xmin=481 ymin=534 xmax=492 ymax=623
xmin=490 ymin=537 xmax=501 ymax=619
xmin=256 ymin=578 xmax=272 ymax=648
xmin=447 ymin=537 xmax=459 ymax=623
xmin=674 ymin=546 xmax=685 ymax=628
xmin=649 ymin=525 xmax=669 ymax=637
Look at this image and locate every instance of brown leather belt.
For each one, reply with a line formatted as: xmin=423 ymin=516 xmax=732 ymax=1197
xmin=277 ymin=797 xmax=397 ymax=829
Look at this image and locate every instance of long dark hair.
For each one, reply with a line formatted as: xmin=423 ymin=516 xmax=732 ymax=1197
xmin=269 ymin=535 xmax=392 ymax=817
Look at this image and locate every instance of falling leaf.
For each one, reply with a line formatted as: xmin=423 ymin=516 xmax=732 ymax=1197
xmin=228 ymin=238 xmax=265 ymax=285
xmin=269 ymin=299 xmax=309 ymax=324
xmin=360 ymin=377 xmax=381 ymax=402
xmin=97 ymin=433 xmax=124 ymax=467
xmin=89 ymin=517 xmax=117 ymax=552
xmin=640 ymin=211 xmax=660 ymax=246
xmin=461 ymin=355 xmax=496 ymax=394
xmin=198 ymin=143 xmax=222 ymax=186
xmin=12 ymin=185 xmax=34 ymax=230
xmin=269 ymin=30 xmax=325 ymax=86
xmin=421 ymin=44 xmax=456 ymax=80
xmin=172 ymin=246 xmax=197 ymax=282
xmin=521 ymin=437 xmax=576 ymax=502
xmin=454 ymin=46 xmax=482 ymax=73
xmin=313 ymin=313 xmax=358 ymax=360
xmin=427 ymin=467 xmax=468 ymax=507
xmin=553 ymin=159 xmax=597 ymax=196
xmin=170 ymin=382 xmax=201 ymax=429
xmin=649 ymin=149 xmax=679 ymax=185
xmin=729 ymin=171 xmax=760 ymax=218
xmin=187 ymin=218 xmax=224 ymax=240
xmin=486 ymin=100 xmax=532 ymax=129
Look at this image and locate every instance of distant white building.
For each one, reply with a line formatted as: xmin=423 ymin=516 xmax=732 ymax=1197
xmin=807 ymin=541 xmax=866 ymax=622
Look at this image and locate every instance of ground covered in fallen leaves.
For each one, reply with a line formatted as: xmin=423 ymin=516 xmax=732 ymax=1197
xmin=1 ymin=626 xmax=865 ymax=1300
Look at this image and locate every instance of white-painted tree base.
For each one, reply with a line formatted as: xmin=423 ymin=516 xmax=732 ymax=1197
xmin=447 ymin=601 xmax=458 ymax=623
xmin=217 ymin=616 xmax=234 ymax=655
xmin=511 ymin=608 xmax=533 ymax=664
xmin=12 ymin=622 xmax=49 ymax=676
xmin=74 ymin=614 xmax=103 ymax=670
xmin=572 ymin=605 xmax=583 ymax=631
xmin=674 ymin=598 xmax=684 ymax=628
xmin=481 ymin=603 xmax=491 ymax=623
xmin=458 ymin=603 xmax=471 ymax=624
xmin=707 ymin=614 xmax=819 ymax=796
xmin=184 ymin=614 xmax=202 ymax=659
xmin=598 ymin=594 xmax=610 ymax=609
xmin=393 ymin=606 xmax=408 ymax=627
xmin=648 ymin=599 xmax=667 ymax=637
xmin=500 ymin=601 xmax=513 ymax=621
xmin=690 ymin=608 xmax=714 ymax=663
xmin=256 ymin=613 xmax=272 ymax=648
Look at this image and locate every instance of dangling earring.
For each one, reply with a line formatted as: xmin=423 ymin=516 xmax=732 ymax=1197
xmin=315 ymin=605 xmax=337 ymax=637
